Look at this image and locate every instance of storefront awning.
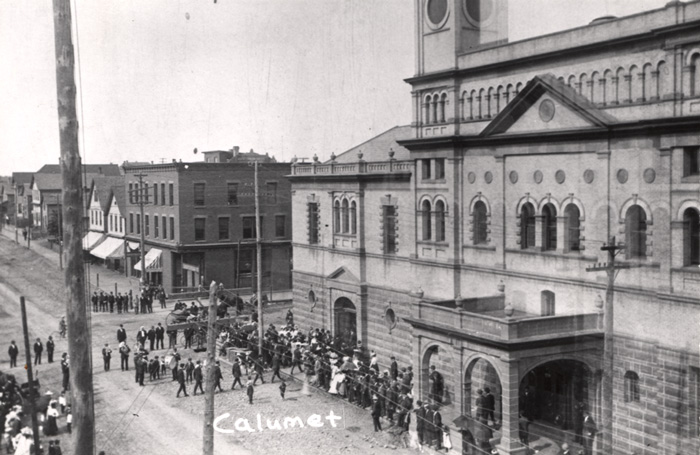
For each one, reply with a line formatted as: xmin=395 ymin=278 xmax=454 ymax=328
xmin=82 ymin=231 xmax=105 ymax=251
xmin=90 ymin=237 xmax=124 ymax=260
xmin=133 ymin=248 xmax=162 ymax=272
xmin=126 ymin=241 xmax=140 ymax=251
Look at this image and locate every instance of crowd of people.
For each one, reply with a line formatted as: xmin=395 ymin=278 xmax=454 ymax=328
xmin=90 ymin=284 xmax=166 ymax=314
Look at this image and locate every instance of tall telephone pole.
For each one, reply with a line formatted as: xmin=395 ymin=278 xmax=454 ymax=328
xmin=132 ymin=173 xmax=148 ymax=287
xmin=586 ymin=236 xmax=637 ymax=454
xmin=203 ymin=280 xmax=218 ymax=455
xmin=254 ymin=161 xmax=263 ymax=355
xmin=52 ymin=1 xmax=95 ymax=454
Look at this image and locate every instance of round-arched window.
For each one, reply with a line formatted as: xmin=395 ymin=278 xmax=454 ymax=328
xmin=427 ymin=0 xmax=448 ymax=24
xmin=384 ymin=307 xmax=397 ymax=330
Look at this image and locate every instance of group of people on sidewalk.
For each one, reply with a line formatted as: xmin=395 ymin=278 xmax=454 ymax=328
xmin=91 ymin=285 xmax=166 ymax=314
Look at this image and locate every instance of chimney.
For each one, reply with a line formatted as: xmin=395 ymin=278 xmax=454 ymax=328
xmin=232 ymin=146 xmax=240 ymax=157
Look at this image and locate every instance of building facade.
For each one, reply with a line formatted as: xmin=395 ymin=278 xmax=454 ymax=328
xmin=291 ymin=1 xmax=700 ymax=454
xmin=122 ymin=157 xmax=292 ymax=294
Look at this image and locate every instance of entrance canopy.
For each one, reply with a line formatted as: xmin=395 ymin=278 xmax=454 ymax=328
xmin=133 ymin=248 xmax=163 ymax=271
xmin=90 ymin=236 xmax=123 ymax=260
xmin=82 ymin=231 xmax=105 ymax=251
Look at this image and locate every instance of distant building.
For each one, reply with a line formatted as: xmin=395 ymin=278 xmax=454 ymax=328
xmin=11 ymin=172 xmax=34 ymax=228
xmin=291 ymin=1 xmax=700 ymax=454
xmin=85 ymin=176 xmax=127 ymax=271
xmin=122 ymin=156 xmax=292 ymax=294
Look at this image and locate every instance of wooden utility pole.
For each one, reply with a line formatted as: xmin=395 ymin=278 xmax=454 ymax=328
xmin=14 ymin=182 xmax=19 ymax=243
xmin=20 ymin=297 xmax=41 ymax=454
xmin=52 ymin=1 xmax=95 ymax=454
xmin=134 ymin=173 xmax=148 ymax=287
xmin=586 ymin=236 xmax=636 ymax=454
xmin=203 ymin=280 xmax=218 ymax=455
xmin=254 ymin=161 xmax=263 ymax=355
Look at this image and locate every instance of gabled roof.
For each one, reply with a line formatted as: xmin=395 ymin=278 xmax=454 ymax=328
xmin=92 ymin=176 xmax=125 ymax=213
xmin=11 ymin=172 xmax=34 ymax=186
xmin=332 ymin=125 xmax=412 ymax=163
xmin=480 ymin=73 xmax=617 ymax=137
xmin=34 ymin=173 xmax=63 ymax=192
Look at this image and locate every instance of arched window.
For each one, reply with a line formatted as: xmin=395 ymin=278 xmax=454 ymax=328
xmin=333 ymin=200 xmax=341 ymax=234
xmin=541 ymin=290 xmax=555 ymax=316
xmin=435 ymin=200 xmax=446 ymax=242
xmin=473 ymin=201 xmax=488 ymax=245
xmin=625 ymin=205 xmax=647 ymax=258
xmin=564 ymin=204 xmax=581 ymax=251
xmin=520 ymin=202 xmax=536 ymax=249
xmin=624 ymin=371 xmax=640 ymax=403
xmin=683 ymin=208 xmax=700 ymax=266
xmin=350 ymin=201 xmax=357 ymax=235
xmin=691 ymin=53 xmax=700 ymax=97
xmin=341 ymin=199 xmax=349 ymax=233
xmin=542 ymin=203 xmax=557 ymax=251
xmin=439 ymin=93 xmax=447 ymax=123
xmin=422 ymin=200 xmax=432 ymax=241
xmin=424 ymin=95 xmax=432 ymax=124
xmin=432 ymin=96 xmax=439 ymax=125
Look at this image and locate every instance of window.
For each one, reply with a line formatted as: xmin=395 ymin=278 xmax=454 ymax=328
xmin=170 ymin=217 xmax=175 ymax=240
xmin=194 ymin=183 xmax=205 ymax=206
xmin=136 ymin=214 xmax=141 ymax=235
xmin=383 ymin=206 xmax=397 ymax=254
xmin=520 ymin=203 xmax=536 ymax=249
xmin=684 ymin=208 xmax=700 ymax=265
xmin=128 ymin=183 xmax=133 ymax=204
xmin=333 ymin=201 xmax=341 ymax=234
xmin=473 ymin=201 xmax=488 ymax=245
xmin=624 ymin=371 xmax=640 ymax=403
xmin=266 ymin=182 xmax=277 ymax=204
xmin=120 ymin=218 xmax=123 ymax=233
xmin=422 ymin=159 xmax=431 ymax=180
xmin=194 ymin=218 xmax=206 ymax=241
xmin=161 ymin=183 xmax=165 ymax=205
xmin=169 ymin=183 xmax=174 ymax=206
xmin=242 ymin=216 xmax=257 ymax=239
xmin=435 ymin=158 xmax=445 ymax=179
xmin=625 ymin=205 xmax=647 ymax=258
xmin=154 ymin=216 xmax=159 ymax=238
xmin=684 ymin=147 xmax=700 ymax=177
xmin=275 ymin=215 xmax=286 ymax=238
xmin=153 ymin=184 xmax=158 ymax=206
xmin=350 ymin=201 xmax=357 ymax=234
xmin=145 ymin=215 xmax=150 ymax=236
xmin=218 ymin=217 xmax=230 ymax=241
xmin=435 ymin=200 xmax=446 ymax=242
xmin=542 ymin=203 xmax=557 ymax=251
xmin=341 ymin=199 xmax=349 ymax=233
xmin=541 ymin=290 xmax=555 ymax=316
xmin=162 ymin=216 xmax=166 ymax=239
xmin=143 ymin=184 xmax=149 ymax=204
xmin=691 ymin=367 xmax=700 ymax=439
xmin=565 ymin=205 xmax=581 ymax=251
xmin=227 ymin=183 xmax=238 ymax=206
xmin=130 ymin=213 xmax=134 ymax=233
xmin=421 ymin=200 xmax=432 ymax=240
xmin=308 ymin=203 xmax=320 ymax=244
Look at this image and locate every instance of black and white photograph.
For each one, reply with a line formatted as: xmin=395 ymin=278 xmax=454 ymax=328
xmin=1 ymin=1 xmax=700 ymax=454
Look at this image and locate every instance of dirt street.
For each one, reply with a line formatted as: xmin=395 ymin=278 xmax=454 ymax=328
xmin=0 ymin=233 xmax=426 ymax=455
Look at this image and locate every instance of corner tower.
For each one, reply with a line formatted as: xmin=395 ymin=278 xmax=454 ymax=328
xmin=415 ymin=0 xmax=508 ymax=75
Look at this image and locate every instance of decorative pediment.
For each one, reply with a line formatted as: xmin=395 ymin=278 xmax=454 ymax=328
xmin=480 ymin=74 xmax=616 ymax=137
xmin=326 ymin=266 xmax=360 ymax=283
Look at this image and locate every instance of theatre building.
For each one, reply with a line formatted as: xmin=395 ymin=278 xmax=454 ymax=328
xmin=290 ymin=1 xmax=700 ymax=454
xmin=122 ymin=152 xmax=292 ymax=294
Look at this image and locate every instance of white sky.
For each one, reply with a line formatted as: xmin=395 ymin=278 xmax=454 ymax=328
xmin=0 ymin=0 xmax=670 ymax=173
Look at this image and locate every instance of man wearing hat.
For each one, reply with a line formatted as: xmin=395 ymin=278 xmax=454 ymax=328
xmin=214 ymin=360 xmax=224 ymax=392
xmin=231 ymin=357 xmax=243 ymax=389
xmin=176 ymin=363 xmax=188 ymax=397
xmin=414 ymin=400 xmax=426 ymax=447
xmin=8 ymin=340 xmax=19 ymax=368
xmin=193 ymin=360 xmax=204 ymax=395
xmin=371 ymin=395 xmax=383 ymax=432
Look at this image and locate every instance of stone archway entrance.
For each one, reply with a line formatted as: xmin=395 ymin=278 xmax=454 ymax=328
xmin=333 ymin=297 xmax=357 ymax=347
xmin=464 ymin=357 xmax=502 ymax=422
xmin=520 ymin=359 xmax=593 ymax=442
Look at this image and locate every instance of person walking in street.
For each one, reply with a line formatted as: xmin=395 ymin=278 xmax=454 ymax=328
xmin=46 ymin=336 xmax=55 ymax=363
xmin=270 ymin=352 xmax=282 ymax=382
xmin=231 ymin=358 xmax=243 ymax=390
xmin=33 ymin=338 xmax=43 ymax=365
xmin=102 ymin=343 xmax=112 ymax=371
xmin=147 ymin=326 xmax=156 ymax=352
xmin=176 ymin=363 xmax=188 ymax=398
xmin=116 ymin=324 xmax=127 ymax=344
xmin=193 ymin=360 xmax=204 ymax=395
xmin=61 ymin=353 xmax=70 ymax=391
xmin=119 ymin=341 xmax=130 ymax=371
xmin=155 ymin=323 xmax=164 ymax=350
xmin=371 ymin=395 xmax=382 ymax=432
xmin=214 ymin=360 xmax=224 ymax=392
xmin=185 ymin=358 xmax=195 ymax=383
xmin=8 ymin=340 xmax=19 ymax=368
xmin=252 ymin=358 xmax=265 ymax=385
xmin=290 ymin=345 xmax=302 ymax=375
xmin=246 ymin=377 xmax=254 ymax=404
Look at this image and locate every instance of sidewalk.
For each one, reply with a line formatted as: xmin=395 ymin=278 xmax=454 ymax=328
xmin=0 ymin=225 xmax=141 ymax=296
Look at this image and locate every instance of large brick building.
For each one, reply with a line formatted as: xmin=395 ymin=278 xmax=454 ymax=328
xmin=290 ymin=1 xmax=700 ymax=454
xmin=122 ymin=155 xmax=292 ymax=294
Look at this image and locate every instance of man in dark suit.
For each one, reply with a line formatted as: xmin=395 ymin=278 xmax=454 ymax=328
xmin=46 ymin=336 xmax=55 ymax=363
xmin=414 ymin=400 xmax=426 ymax=446
xmin=147 ymin=326 xmax=156 ymax=351
xmin=429 ymin=365 xmax=444 ymax=404
xmin=484 ymin=387 xmax=496 ymax=424
xmin=231 ymin=358 xmax=243 ymax=389
xmin=185 ymin=358 xmax=195 ymax=383
xmin=193 ymin=361 xmax=204 ymax=395
xmin=117 ymin=324 xmax=127 ymax=344
xmin=214 ymin=360 xmax=224 ymax=392
xmin=176 ymin=363 xmax=188 ymax=397
xmin=371 ymin=395 xmax=382 ymax=432
xmin=33 ymin=338 xmax=43 ymax=365
xmin=270 ymin=353 xmax=282 ymax=382
xmin=390 ymin=356 xmax=398 ymax=381
xmin=155 ymin=323 xmax=164 ymax=350
xmin=136 ymin=326 xmax=147 ymax=348
xmin=424 ymin=403 xmax=435 ymax=447
xmin=8 ymin=340 xmax=19 ymax=368
xmin=252 ymin=358 xmax=265 ymax=385
xmin=432 ymin=405 xmax=443 ymax=450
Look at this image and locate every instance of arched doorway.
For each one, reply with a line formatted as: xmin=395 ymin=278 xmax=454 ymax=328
xmin=334 ymin=297 xmax=357 ymax=347
xmin=464 ymin=357 xmax=502 ymax=422
xmin=520 ymin=360 xmax=592 ymax=439
xmin=422 ymin=345 xmax=453 ymax=406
